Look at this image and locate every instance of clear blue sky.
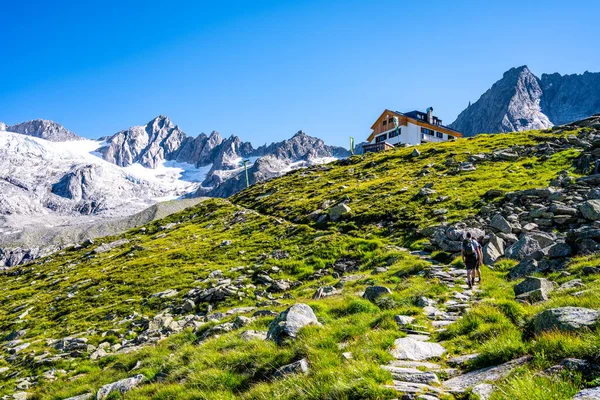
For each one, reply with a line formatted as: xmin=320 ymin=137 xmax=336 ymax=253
xmin=2 ymin=0 xmax=599 ymax=147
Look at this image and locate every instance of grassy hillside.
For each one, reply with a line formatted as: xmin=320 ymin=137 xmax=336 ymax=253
xmin=2 ymin=127 xmax=600 ymax=399
xmin=233 ymin=128 xmax=580 ymax=239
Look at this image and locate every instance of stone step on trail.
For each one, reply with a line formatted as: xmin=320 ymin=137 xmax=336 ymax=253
xmin=381 ymin=366 xmax=440 ymax=384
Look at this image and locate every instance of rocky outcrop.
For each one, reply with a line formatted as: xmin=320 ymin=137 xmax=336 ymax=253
xmin=99 ymin=116 xmax=187 ymax=168
xmin=450 ymin=66 xmax=600 ymax=136
xmin=4 ymin=119 xmax=81 ymax=141
xmin=533 ymin=307 xmax=600 ymax=334
xmin=96 ymin=374 xmax=144 ymax=399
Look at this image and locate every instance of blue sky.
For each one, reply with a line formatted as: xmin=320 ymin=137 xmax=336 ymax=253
xmin=2 ymin=0 xmax=599 ymax=147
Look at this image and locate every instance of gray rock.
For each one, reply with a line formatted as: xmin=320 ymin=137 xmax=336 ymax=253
xmin=472 ymin=383 xmax=495 ymax=400
xmin=267 ymin=304 xmax=321 ymax=344
xmin=483 ymin=234 xmax=505 ymax=265
xmin=573 ymin=387 xmax=600 ymax=399
xmin=558 ymin=279 xmax=585 ymax=291
xmin=447 ymin=353 xmax=480 ymax=367
xmin=328 ymin=203 xmax=351 ymax=221
xmin=490 ymin=214 xmax=512 ymax=234
xmin=381 ymin=366 xmax=440 ymax=384
xmin=580 ymin=200 xmax=600 ymax=221
xmin=239 ymin=330 xmax=268 ymax=341
xmin=362 ymin=286 xmax=392 ymax=302
xmin=273 ymin=358 xmax=309 ymax=377
xmin=508 ymin=259 xmax=541 ymax=280
xmin=516 ymin=289 xmax=549 ymax=303
xmin=514 ymin=277 xmax=554 ymax=296
xmin=390 ymin=337 xmax=446 ymax=361
xmin=505 ymin=235 xmax=542 ymax=260
xmin=394 ymin=315 xmax=416 ymax=326
xmin=96 ymin=374 xmax=144 ymax=399
xmin=527 ymin=231 xmax=556 ymax=248
xmin=533 ymin=307 xmax=600 ymax=334
xmin=442 ymin=356 xmax=530 ymax=393
xmin=64 ymin=394 xmax=93 ymax=400
xmin=548 ymin=242 xmax=572 ymax=258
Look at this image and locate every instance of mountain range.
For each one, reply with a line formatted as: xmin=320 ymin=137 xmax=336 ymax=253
xmin=0 ymin=117 xmax=349 ymax=265
xmin=450 ymin=66 xmax=600 ymax=136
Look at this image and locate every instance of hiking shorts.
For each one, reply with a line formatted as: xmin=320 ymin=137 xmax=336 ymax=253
xmin=465 ymin=256 xmax=479 ymax=270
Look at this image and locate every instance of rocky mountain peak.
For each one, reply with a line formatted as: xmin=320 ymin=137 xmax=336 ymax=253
xmin=4 ymin=119 xmax=82 ymax=142
xmin=450 ymin=67 xmax=600 ymax=137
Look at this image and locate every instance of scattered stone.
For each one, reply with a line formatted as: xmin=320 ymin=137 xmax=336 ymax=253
xmin=328 ymin=203 xmax=351 ymax=221
xmin=508 ymin=259 xmax=541 ymax=280
xmin=362 ymin=286 xmax=392 ymax=302
xmin=273 ymin=358 xmax=309 ymax=377
xmin=266 ymin=304 xmax=321 ymax=344
xmin=472 ymin=383 xmax=495 ymax=400
xmin=312 ymin=286 xmax=338 ymax=300
xmin=149 ymin=289 xmax=178 ymax=299
xmin=558 ymin=279 xmax=585 ymax=291
xmin=96 ymin=374 xmax=144 ymax=399
xmin=505 ymin=236 xmax=542 ymax=260
xmin=64 ymin=394 xmax=93 ymax=400
xmin=415 ymin=296 xmax=436 ymax=307
xmin=390 ymin=337 xmax=445 ymax=361
xmin=447 ymin=353 xmax=480 ymax=367
xmin=533 ymin=307 xmax=600 ymax=334
xmin=239 ymin=330 xmax=267 ymax=341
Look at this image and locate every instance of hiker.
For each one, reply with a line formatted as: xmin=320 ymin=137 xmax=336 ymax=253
xmin=462 ymin=232 xmax=483 ymax=288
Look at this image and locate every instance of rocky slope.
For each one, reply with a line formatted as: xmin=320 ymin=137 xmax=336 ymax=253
xmin=2 ymin=118 xmax=600 ymax=399
xmin=0 ymin=119 xmax=81 ymax=141
xmin=450 ymin=66 xmax=600 ymax=136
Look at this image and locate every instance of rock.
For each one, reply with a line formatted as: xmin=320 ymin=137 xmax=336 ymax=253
xmin=362 ymin=286 xmax=392 ymax=302
xmin=447 ymin=353 xmax=480 ymax=367
xmin=472 ymin=383 xmax=495 ymax=400
xmin=312 ymin=286 xmax=338 ymax=300
xmin=273 ymin=358 xmax=309 ymax=377
xmin=239 ymin=330 xmax=267 ymax=341
xmin=442 ymin=356 xmax=530 ymax=393
xmin=516 ymin=289 xmax=548 ymax=303
xmin=394 ymin=315 xmax=416 ymax=326
xmin=508 ymin=259 xmax=541 ymax=280
xmin=149 ymin=289 xmax=178 ymax=299
xmin=505 ymin=236 xmax=542 ymax=260
xmin=412 ymin=148 xmax=421 ymax=157
xmin=328 ymin=203 xmax=351 ymax=221
xmin=381 ymin=366 xmax=440 ymax=384
xmin=580 ymin=200 xmax=600 ymax=220
xmin=573 ymin=387 xmax=600 ymax=399
xmin=490 ymin=214 xmax=512 ymax=234
xmin=96 ymin=374 xmax=144 ymax=399
xmin=182 ymin=299 xmax=196 ymax=313
xmin=90 ymin=348 xmax=107 ymax=360
xmin=533 ymin=307 xmax=600 ymax=334
xmin=64 ymin=394 xmax=93 ymax=400
xmin=415 ymin=296 xmax=436 ymax=307
xmin=389 ymin=337 xmax=446 ymax=361
xmin=527 ymin=231 xmax=556 ymax=248
xmin=548 ymin=242 xmax=572 ymax=258
xmin=514 ymin=277 xmax=554 ymax=297
xmin=266 ymin=304 xmax=321 ymax=344
xmin=582 ymin=266 xmax=600 ymax=275
xmin=558 ymin=279 xmax=585 ymax=291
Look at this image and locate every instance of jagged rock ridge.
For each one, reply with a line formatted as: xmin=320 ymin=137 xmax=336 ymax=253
xmin=450 ymin=66 xmax=600 ymax=137
xmin=1 ymin=119 xmax=81 ymax=141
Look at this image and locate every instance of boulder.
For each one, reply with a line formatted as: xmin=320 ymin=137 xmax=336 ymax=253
xmin=490 ymin=214 xmax=512 ymax=234
xmin=390 ymin=337 xmax=446 ymax=361
xmin=267 ymin=304 xmax=321 ymax=344
xmin=514 ymin=277 xmax=554 ymax=297
xmin=362 ymin=286 xmax=392 ymax=302
xmin=508 ymin=259 xmax=541 ymax=280
xmin=515 ymin=289 xmax=548 ymax=303
xmin=394 ymin=315 xmax=416 ymax=326
xmin=558 ymin=279 xmax=585 ymax=291
xmin=580 ymin=200 xmax=600 ymax=221
xmin=527 ymin=231 xmax=556 ymax=248
xmin=483 ymin=234 xmax=505 ymax=265
xmin=64 ymin=394 xmax=93 ymax=400
xmin=573 ymin=387 xmax=600 ymax=399
xmin=328 ymin=203 xmax=351 ymax=221
xmin=533 ymin=307 xmax=600 ymax=334
xmin=548 ymin=242 xmax=572 ymax=259
xmin=273 ymin=358 xmax=309 ymax=377
xmin=96 ymin=374 xmax=144 ymax=399
xmin=505 ymin=236 xmax=542 ymax=260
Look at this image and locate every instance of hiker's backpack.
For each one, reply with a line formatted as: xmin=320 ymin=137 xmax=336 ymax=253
xmin=463 ymin=239 xmax=477 ymax=257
